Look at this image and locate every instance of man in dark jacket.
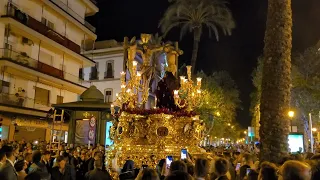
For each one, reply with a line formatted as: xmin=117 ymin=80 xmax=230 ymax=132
xmin=85 ymin=160 xmax=112 ymax=180
xmin=0 ymin=146 xmax=18 ymax=180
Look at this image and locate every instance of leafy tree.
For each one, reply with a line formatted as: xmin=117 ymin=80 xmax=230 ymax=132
xmin=251 ymin=45 xmax=320 ymax=153
xmin=195 ymin=71 xmax=240 ymax=139
xmin=159 ymin=0 xmax=235 ymax=74
xmin=259 ymin=0 xmax=292 ymax=163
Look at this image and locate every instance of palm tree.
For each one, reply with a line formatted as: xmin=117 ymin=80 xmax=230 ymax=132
xmin=159 ymin=0 xmax=235 ymax=74
xmin=259 ymin=0 xmax=292 ymax=163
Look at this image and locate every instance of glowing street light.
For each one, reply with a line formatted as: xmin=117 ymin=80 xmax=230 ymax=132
xmin=288 ymin=111 xmax=295 ymax=118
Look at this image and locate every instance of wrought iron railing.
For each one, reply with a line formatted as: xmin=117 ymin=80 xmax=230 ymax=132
xmin=0 ymin=92 xmax=51 ymax=111
xmin=0 ymin=48 xmax=82 ymax=84
xmin=48 ymin=0 xmax=96 ymax=32
xmin=3 ymin=2 xmax=81 ymax=53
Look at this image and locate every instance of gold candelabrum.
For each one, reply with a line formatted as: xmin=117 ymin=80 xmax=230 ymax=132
xmin=174 ymin=66 xmax=203 ymax=112
xmin=112 ymin=61 xmax=146 ymax=111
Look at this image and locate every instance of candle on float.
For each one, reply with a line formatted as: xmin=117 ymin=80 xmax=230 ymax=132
xmin=111 ymin=104 xmax=115 ymax=115
xmin=197 ymin=77 xmax=202 ymax=88
xmin=121 ymin=85 xmax=126 ymax=92
xmin=174 ymin=90 xmax=179 ymax=96
xmin=120 ymin=71 xmax=126 ymax=82
xmin=133 ymin=61 xmax=138 ymax=66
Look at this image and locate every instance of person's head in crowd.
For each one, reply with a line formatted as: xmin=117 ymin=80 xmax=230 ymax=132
xmin=186 ymin=162 xmax=195 ymax=176
xmin=56 ymin=155 xmax=66 ymax=169
xmin=62 ymin=151 xmax=70 ymax=163
xmin=42 ymin=151 xmax=50 ymax=162
xmin=136 ymin=168 xmax=160 ymax=180
xmin=122 ymin=160 xmax=134 ymax=172
xmin=94 ymin=159 xmax=103 ymax=170
xmin=213 ymin=158 xmax=229 ymax=178
xmin=32 ymin=151 xmax=42 ymax=164
xmin=257 ymin=162 xmax=278 ymax=180
xmin=195 ymin=158 xmax=209 ymax=179
xmin=279 ymin=160 xmax=311 ymax=180
xmin=169 ymin=160 xmax=187 ymax=173
xmin=14 ymin=159 xmax=28 ymax=172
xmin=165 ymin=171 xmax=193 ymax=180
xmin=25 ymin=152 xmax=32 ymax=163
xmin=93 ymin=151 xmax=102 ymax=160
xmin=223 ymin=152 xmax=232 ymax=161
xmin=2 ymin=145 xmax=16 ymax=162
xmin=0 ymin=149 xmax=6 ymax=164
xmin=242 ymin=153 xmax=254 ymax=167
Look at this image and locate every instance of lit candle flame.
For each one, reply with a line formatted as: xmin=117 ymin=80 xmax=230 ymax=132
xmin=197 ymin=90 xmax=201 ymax=94
xmin=137 ymin=71 xmax=141 ymax=77
xmin=133 ymin=61 xmax=138 ymax=66
xmin=121 ymin=85 xmax=126 ymax=89
xmin=197 ymin=77 xmax=202 ymax=82
xmin=174 ymin=90 xmax=179 ymax=95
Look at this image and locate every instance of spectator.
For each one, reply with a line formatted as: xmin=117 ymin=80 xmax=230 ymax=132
xmin=14 ymin=159 xmax=27 ymax=180
xmin=280 ymin=160 xmax=311 ymax=180
xmin=169 ymin=160 xmax=187 ymax=173
xmin=195 ymin=158 xmax=209 ymax=180
xmin=51 ymin=156 xmax=72 ymax=180
xmin=212 ymin=158 xmax=229 ymax=180
xmin=0 ymin=149 xmax=6 ymax=169
xmin=85 ymin=159 xmax=112 ymax=180
xmin=29 ymin=151 xmax=48 ymax=174
xmin=186 ymin=162 xmax=195 ymax=177
xmin=136 ymin=168 xmax=159 ymax=180
xmin=240 ymin=153 xmax=254 ymax=180
xmin=0 ymin=145 xmax=18 ymax=180
xmin=119 ymin=160 xmax=136 ymax=180
xmin=165 ymin=171 xmax=193 ymax=180
xmin=257 ymin=162 xmax=278 ymax=180
xmin=41 ymin=151 xmax=51 ymax=173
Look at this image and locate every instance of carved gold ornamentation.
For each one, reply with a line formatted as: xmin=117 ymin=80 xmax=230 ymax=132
xmin=105 ymin=113 xmax=205 ymax=169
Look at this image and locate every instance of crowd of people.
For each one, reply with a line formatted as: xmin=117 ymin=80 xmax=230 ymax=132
xmin=0 ymin=140 xmax=319 ymax=180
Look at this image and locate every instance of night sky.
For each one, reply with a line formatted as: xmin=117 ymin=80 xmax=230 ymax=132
xmin=87 ymin=0 xmax=320 ymax=127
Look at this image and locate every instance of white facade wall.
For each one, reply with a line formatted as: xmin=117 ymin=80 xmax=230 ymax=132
xmin=82 ymin=53 xmax=124 ymax=103
xmin=3 ymin=0 xmax=92 ymax=47
xmin=0 ymin=0 xmax=97 ymax=113
xmin=2 ymin=72 xmax=77 ymax=111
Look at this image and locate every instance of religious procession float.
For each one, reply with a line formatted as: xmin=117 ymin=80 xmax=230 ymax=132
xmin=105 ymin=34 xmax=206 ymax=172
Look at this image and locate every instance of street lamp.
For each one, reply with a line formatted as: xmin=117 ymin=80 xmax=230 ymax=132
xmin=288 ymin=111 xmax=295 ymax=118
xmin=288 ymin=110 xmax=295 ymax=132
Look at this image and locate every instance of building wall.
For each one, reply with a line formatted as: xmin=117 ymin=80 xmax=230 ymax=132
xmin=0 ymin=32 xmax=82 ymax=84
xmin=2 ymin=72 xmax=77 ymax=111
xmin=82 ymin=53 xmax=124 ymax=102
xmin=5 ymin=0 xmax=94 ymax=46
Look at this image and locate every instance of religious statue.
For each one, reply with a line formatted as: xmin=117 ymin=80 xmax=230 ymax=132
xmin=156 ymin=71 xmax=179 ymax=110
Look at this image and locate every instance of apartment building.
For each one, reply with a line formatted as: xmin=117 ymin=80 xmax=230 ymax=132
xmin=0 ymin=0 xmax=98 ymax=142
xmin=82 ymin=40 xmax=124 ymax=104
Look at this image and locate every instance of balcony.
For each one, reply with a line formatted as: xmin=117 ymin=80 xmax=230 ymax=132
xmin=3 ymin=3 xmax=81 ymax=54
xmin=0 ymin=92 xmax=50 ymax=111
xmin=48 ymin=0 xmax=96 ymax=32
xmin=0 ymin=48 xmax=81 ymax=84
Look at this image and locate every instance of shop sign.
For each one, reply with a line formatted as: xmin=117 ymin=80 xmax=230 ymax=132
xmin=16 ymin=119 xmax=48 ymax=128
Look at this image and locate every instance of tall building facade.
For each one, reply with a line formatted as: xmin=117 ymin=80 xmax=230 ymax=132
xmin=0 ymin=0 xmax=98 ymax=142
xmin=82 ymin=40 xmax=124 ymax=104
